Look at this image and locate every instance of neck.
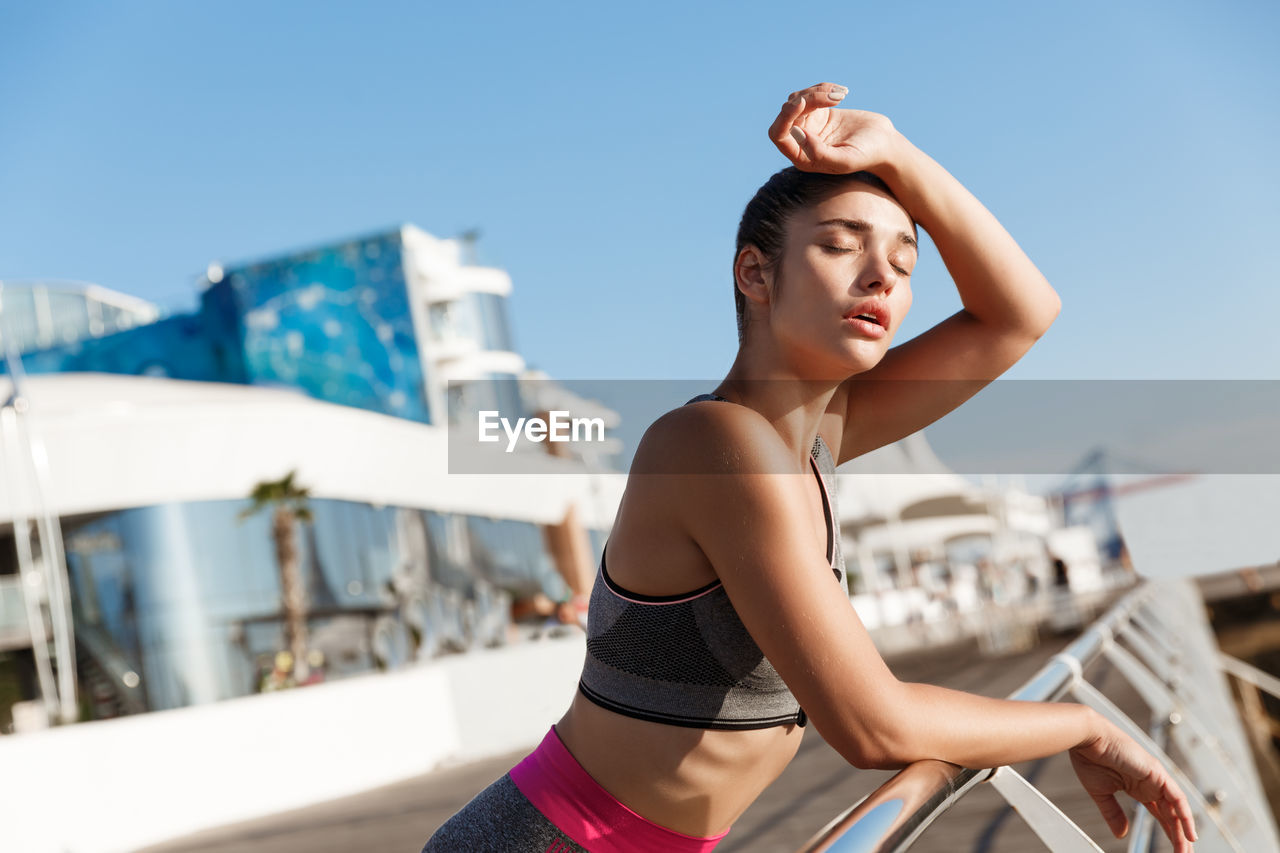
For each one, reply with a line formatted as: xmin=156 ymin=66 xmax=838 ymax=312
xmin=715 ymin=341 xmax=845 ymax=467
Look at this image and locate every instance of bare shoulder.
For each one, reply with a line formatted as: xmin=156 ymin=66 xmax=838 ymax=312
xmin=629 ymin=399 xmax=793 ymax=477
xmin=604 ymin=401 xmax=798 ymax=595
xmin=626 ymin=401 xmax=820 ymax=571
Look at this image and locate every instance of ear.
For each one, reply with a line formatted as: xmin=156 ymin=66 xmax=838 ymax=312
xmin=734 ymin=245 xmax=772 ymax=309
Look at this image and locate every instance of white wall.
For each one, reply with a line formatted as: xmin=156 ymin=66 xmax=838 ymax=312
xmin=0 ymin=374 xmax=626 ymax=530
xmin=0 ymin=635 xmax=586 ymax=853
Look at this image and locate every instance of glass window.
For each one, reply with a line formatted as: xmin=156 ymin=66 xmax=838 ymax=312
xmin=465 ymin=517 xmax=564 ymax=600
xmin=482 ymin=373 xmax=524 ymax=421
xmin=0 ymin=287 xmax=39 ymax=353
xmin=47 ymin=289 xmax=91 ymax=345
xmin=447 ymin=373 xmax=525 ymax=425
xmin=424 ymin=511 xmax=473 ymax=591
xmin=428 ymin=303 xmax=457 ymax=342
xmin=64 ymin=516 xmax=143 ymax=673
xmin=429 ymin=299 xmax=479 ymax=345
xmin=470 ymin=292 xmax=514 ymax=352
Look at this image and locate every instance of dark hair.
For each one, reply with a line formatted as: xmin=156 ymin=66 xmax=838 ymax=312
xmin=733 ymin=168 xmax=914 ymax=343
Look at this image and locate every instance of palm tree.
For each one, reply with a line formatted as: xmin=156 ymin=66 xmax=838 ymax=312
xmin=240 ymin=470 xmax=314 ymax=683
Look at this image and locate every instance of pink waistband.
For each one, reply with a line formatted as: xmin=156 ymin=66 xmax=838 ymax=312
xmin=509 ymin=726 xmax=729 ymax=853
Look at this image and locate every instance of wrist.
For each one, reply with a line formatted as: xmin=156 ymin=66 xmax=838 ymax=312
xmin=1070 ymin=705 xmax=1109 ymax=754
xmin=868 ymin=131 xmax=936 ymax=228
xmin=873 ymin=129 xmax=922 ymax=184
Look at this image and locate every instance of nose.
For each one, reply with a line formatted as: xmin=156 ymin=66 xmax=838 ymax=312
xmin=854 ymin=254 xmax=897 ymax=294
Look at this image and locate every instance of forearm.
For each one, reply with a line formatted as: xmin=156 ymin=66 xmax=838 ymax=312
xmin=875 ymin=133 xmax=1061 ymax=335
xmin=872 ymin=681 xmax=1103 ymax=770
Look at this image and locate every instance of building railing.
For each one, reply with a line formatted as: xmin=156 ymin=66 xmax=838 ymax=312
xmin=0 ymin=575 xmax=34 ymax=650
xmin=0 ymin=329 xmax=79 ymax=725
xmin=796 ymin=578 xmax=1280 ymax=853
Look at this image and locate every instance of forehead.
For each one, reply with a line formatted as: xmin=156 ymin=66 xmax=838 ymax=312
xmin=791 ymin=183 xmax=916 ymax=239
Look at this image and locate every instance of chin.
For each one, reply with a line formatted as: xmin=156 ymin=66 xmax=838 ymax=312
xmin=842 ymin=345 xmax=889 ymax=376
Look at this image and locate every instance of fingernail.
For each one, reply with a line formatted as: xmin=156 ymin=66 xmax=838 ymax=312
xmin=790 ymin=126 xmax=807 ymax=145
xmin=827 ymin=90 xmax=845 ymax=101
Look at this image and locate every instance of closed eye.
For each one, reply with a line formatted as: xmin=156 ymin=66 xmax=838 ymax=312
xmin=822 ymin=245 xmax=856 ymax=254
xmin=892 ymin=264 xmax=911 ymax=276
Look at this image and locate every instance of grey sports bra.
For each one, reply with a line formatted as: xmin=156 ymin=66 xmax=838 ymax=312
xmin=577 ymin=393 xmax=848 ymax=730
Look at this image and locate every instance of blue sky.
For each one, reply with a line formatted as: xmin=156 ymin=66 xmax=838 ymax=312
xmin=2 ymin=0 xmax=1277 ymax=383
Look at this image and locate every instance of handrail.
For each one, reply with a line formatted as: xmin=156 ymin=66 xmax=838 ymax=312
xmin=796 ymin=579 xmax=1280 ymax=853
xmin=1220 ymin=652 xmax=1280 ymax=700
xmin=0 ymin=282 xmax=79 ymax=725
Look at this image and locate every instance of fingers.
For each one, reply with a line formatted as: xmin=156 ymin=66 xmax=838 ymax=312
xmin=1160 ymin=779 xmax=1198 ymax=846
xmin=1144 ymin=798 xmax=1194 ymax=853
xmin=1146 ymin=792 xmax=1199 ymax=852
xmin=786 ymin=82 xmax=849 ymax=106
xmin=1090 ymin=791 xmax=1129 ymax=839
xmin=1167 ymin=782 xmax=1198 ymax=843
xmin=1143 ymin=800 xmax=1177 ymax=848
xmin=768 ymin=82 xmax=848 ymax=163
xmin=768 ymin=96 xmax=807 ymax=159
xmin=1144 ymin=773 xmax=1197 ymax=846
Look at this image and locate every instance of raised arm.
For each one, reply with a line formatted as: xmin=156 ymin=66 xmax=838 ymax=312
xmin=665 ymin=403 xmax=1195 ymax=849
xmin=770 ymin=83 xmax=1062 ymax=464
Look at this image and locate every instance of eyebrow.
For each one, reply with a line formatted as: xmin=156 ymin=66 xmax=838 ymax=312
xmin=817 ymin=217 xmax=918 ymax=251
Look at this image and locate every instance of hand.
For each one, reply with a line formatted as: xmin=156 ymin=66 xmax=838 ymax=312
xmin=1068 ymin=721 xmax=1198 ymax=851
xmin=768 ymin=83 xmax=900 ymax=175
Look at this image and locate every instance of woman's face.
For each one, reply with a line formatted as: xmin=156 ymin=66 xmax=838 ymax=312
xmin=767 ymin=183 xmax=917 ymax=378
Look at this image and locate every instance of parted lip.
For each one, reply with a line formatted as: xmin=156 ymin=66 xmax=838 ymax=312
xmin=844 ymin=301 xmax=890 ymax=329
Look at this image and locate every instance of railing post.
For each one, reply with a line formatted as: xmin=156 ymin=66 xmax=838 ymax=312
xmin=1220 ymin=652 xmax=1280 ymax=700
xmin=986 ymin=766 xmax=1103 ymax=852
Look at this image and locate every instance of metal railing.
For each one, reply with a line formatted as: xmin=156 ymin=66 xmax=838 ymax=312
xmin=797 ymin=578 xmax=1280 ymax=852
xmin=0 ymin=290 xmax=79 ymax=726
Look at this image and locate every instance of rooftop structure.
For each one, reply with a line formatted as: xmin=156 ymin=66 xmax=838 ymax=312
xmin=0 ymin=280 xmax=160 ymax=356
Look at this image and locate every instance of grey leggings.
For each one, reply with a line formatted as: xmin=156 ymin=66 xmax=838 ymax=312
xmin=422 ymin=773 xmax=588 ymax=853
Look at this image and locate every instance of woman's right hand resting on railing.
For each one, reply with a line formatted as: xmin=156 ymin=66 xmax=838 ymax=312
xmin=1069 ymin=717 xmax=1198 ymax=851
xmin=686 ymin=407 xmax=1198 ymax=851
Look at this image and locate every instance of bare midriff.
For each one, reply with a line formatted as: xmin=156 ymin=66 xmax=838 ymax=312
xmin=555 ymin=692 xmax=805 ymax=837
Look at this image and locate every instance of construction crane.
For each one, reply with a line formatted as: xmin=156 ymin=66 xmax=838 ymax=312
xmin=1049 ymin=447 xmax=1196 ymax=561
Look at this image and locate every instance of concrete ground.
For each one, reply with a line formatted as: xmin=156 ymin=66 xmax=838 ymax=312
xmin=140 ymin=627 xmax=1204 ymax=853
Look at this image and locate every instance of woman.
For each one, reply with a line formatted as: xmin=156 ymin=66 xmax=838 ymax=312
xmin=425 ymin=83 xmax=1198 ymax=852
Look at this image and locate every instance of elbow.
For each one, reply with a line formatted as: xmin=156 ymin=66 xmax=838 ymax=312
xmin=1025 ymin=282 xmax=1062 ymax=339
xmin=1009 ymin=281 xmax=1062 ymax=342
xmin=819 ymin=686 xmax=920 ymax=771
xmin=824 ymin=729 xmax=888 ymax=771
xmin=1005 ymin=291 xmax=1060 ymax=357
xmin=846 ymin=737 xmax=904 ymax=771
xmin=972 ymin=287 xmax=1061 ymax=357
xmin=1035 ymin=288 xmax=1062 ymax=337
xmin=849 ymin=719 xmax=917 ymax=771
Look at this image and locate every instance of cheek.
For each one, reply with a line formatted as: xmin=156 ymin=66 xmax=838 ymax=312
xmin=893 ymin=289 xmax=913 ymax=332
